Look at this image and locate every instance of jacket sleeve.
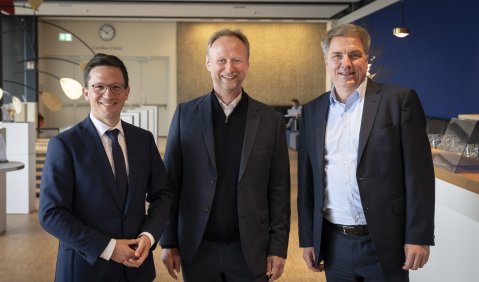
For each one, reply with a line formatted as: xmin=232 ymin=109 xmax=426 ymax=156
xmin=401 ymin=90 xmax=435 ymax=245
xmin=38 ymin=136 xmax=110 ymax=265
xmin=140 ymin=130 xmax=176 ymax=247
xmin=267 ymin=112 xmax=291 ymax=258
xmin=297 ymin=104 xmax=315 ymax=248
xmin=159 ymin=105 xmax=182 ymax=247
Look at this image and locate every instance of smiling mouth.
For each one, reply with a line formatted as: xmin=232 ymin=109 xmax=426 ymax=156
xmin=100 ymin=101 xmax=117 ymax=107
xmin=222 ymin=74 xmax=237 ymax=79
xmin=339 ymin=71 xmax=355 ymax=76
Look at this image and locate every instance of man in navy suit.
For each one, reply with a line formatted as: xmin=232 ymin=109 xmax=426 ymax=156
xmin=160 ymin=29 xmax=291 ymax=282
xmin=298 ymin=24 xmax=435 ymax=281
xmin=39 ymin=53 xmax=175 ymax=282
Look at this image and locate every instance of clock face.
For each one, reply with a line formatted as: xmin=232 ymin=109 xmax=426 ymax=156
xmin=99 ymin=24 xmax=115 ymax=41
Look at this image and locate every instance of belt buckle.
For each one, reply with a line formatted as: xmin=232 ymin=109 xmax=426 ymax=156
xmin=341 ymin=225 xmax=364 ymax=236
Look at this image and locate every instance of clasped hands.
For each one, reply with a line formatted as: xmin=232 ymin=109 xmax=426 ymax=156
xmin=111 ymin=235 xmax=151 ymax=267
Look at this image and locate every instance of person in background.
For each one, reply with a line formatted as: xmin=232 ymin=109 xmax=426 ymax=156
xmin=297 ymin=23 xmax=435 ymax=281
xmin=285 ymin=98 xmax=302 ymax=130
xmin=160 ymin=28 xmax=291 ymax=282
xmin=39 ymin=53 xmax=175 ymax=282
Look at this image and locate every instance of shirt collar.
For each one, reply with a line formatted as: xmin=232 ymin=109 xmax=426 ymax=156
xmin=89 ymin=113 xmax=124 ymax=137
xmin=329 ymin=79 xmax=368 ymax=105
xmin=215 ymin=92 xmax=243 ymax=117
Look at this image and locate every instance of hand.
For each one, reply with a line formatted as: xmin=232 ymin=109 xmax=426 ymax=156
xmin=110 ymin=239 xmax=140 ymax=265
xmin=161 ymin=248 xmax=182 ymax=280
xmin=402 ymin=244 xmax=430 ymax=270
xmin=124 ymin=235 xmax=151 ymax=268
xmin=266 ymin=256 xmax=285 ymax=281
xmin=302 ymin=247 xmax=323 ymax=272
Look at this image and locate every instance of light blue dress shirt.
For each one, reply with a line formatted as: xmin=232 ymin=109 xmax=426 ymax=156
xmin=323 ymin=80 xmax=368 ymax=226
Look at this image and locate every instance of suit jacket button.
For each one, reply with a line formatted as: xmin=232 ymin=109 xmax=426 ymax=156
xmin=210 ymin=179 xmax=215 ymax=185
xmin=204 ymin=207 xmax=210 ymax=213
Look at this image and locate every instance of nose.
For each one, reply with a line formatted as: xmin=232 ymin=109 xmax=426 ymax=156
xmin=224 ymin=59 xmax=235 ymax=72
xmin=341 ymin=55 xmax=352 ymax=67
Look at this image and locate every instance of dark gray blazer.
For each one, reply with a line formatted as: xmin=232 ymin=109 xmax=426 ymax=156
xmin=160 ymin=92 xmax=291 ymax=275
xmin=298 ymin=79 xmax=435 ymax=275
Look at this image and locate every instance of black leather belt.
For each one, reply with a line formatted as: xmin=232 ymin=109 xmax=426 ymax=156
xmin=329 ymin=222 xmax=369 ymax=236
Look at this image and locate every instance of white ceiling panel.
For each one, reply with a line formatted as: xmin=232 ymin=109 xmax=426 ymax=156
xmin=11 ymin=1 xmax=392 ymax=21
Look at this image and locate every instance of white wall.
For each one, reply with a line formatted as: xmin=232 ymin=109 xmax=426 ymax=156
xmin=38 ymin=19 xmax=177 ymax=136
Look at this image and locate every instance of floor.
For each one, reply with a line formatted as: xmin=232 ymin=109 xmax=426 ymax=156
xmin=0 ymin=138 xmax=325 ymax=282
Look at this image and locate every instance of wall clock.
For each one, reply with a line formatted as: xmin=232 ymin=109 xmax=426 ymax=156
xmin=98 ymin=24 xmax=115 ymax=41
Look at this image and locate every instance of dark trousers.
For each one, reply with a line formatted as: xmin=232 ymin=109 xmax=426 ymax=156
xmin=182 ymin=240 xmax=267 ymax=282
xmin=322 ymin=221 xmax=409 ymax=282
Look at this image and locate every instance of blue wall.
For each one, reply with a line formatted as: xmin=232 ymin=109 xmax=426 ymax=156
xmin=355 ymin=0 xmax=478 ymax=119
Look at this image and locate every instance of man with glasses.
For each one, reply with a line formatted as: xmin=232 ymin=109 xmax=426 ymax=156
xmin=39 ymin=53 xmax=175 ymax=282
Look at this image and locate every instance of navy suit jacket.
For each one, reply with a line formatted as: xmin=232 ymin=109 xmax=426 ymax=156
xmin=160 ymin=92 xmax=291 ymax=275
xmin=39 ymin=116 xmax=175 ymax=282
xmin=297 ymin=79 xmax=435 ymax=275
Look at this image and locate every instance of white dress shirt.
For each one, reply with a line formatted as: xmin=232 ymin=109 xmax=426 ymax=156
xmin=89 ymin=113 xmax=154 ymax=260
xmin=323 ymin=80 xmax=368 ymax=226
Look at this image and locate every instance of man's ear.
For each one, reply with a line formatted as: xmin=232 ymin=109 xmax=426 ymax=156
xmin=82 ymin=88 xmax=89 ymax=101
xmin=206 ymin=56 xmax=211 ymax=71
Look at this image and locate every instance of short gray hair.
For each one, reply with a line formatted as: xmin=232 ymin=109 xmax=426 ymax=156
xmin=321 ymin=23 xmax=371 ymax=56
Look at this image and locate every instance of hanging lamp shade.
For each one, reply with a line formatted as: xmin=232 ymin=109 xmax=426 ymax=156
xmin=12 ymin=96 xmax=23 ymax=114
xmin=40 ymin=92 xmax=63 ymax=112
xmin=393 ymin=27 xmax=410 ymax=38
xmin=28 ymin=0 xmax=44 ymax=11
xmin=60 ymin=78 xmax=83 ymax=100
xmin=393 ymin=0 xmax=410 ymax=38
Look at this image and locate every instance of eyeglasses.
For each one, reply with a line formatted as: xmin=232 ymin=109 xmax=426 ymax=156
xmin=89 ymin=83 xmax=126 ymax=95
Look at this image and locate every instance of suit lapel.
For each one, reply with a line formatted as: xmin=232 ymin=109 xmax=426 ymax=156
xmin=199 ymin=95 xmax=217 ymax=172
xmin=357 ymin=80 xmax=382 ymax=166
xmin=315 ymin=94 xmax=330 ymax=169
xmin=78 ymin=117 xmax=125 ymax=211
xmin=238 ymin=98 xmax=260 ymax=183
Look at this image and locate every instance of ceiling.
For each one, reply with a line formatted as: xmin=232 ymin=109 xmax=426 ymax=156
xmin=10 ymin=0 xmax=393 ymax=21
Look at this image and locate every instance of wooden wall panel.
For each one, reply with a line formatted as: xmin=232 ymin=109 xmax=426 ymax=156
xmin=177 ymin=22 xmax=327 ymax=106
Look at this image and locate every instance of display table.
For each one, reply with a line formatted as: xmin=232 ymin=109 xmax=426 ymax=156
xmin=0 ymin=161 xmax=25 ymax=233
xmin=410 ymin=165 xmax=479 ymax=281
xmin=0 ymin=122 xmax=36 ymax=214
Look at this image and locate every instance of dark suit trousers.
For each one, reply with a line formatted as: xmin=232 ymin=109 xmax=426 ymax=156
xmin=322 ymin=221 xmax=409 ymax=282
xmin=182 ymin=240 xmax=267 ymax=282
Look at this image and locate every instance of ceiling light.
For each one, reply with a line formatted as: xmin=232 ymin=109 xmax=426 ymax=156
xmin=393 ymin=0 xmax=409 ymax=38
xmin=60 ymin=78 xmax=83 ymax=100
xmin=393 ymin=27 xmax=410 ymax=38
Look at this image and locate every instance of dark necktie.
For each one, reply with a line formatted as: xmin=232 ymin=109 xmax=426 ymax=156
xmin=105 ymin=129 xmax=128 ymax=207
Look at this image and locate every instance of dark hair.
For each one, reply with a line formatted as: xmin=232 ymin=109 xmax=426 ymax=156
xmin=321 ymin=23 xmax=371 ymax=56
xmin=291 ymin=98 xmax=300 ymax=105
xmin=83 ymin=53 xmax=129 ymax=87
xmin=207 ymin=28 xmax=250 ymax=58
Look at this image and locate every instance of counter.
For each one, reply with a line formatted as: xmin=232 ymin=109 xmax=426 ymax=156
xmin=410 ymin=161 xmax=479 ymax=282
